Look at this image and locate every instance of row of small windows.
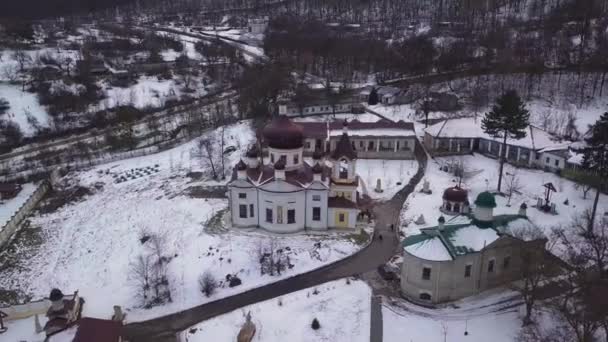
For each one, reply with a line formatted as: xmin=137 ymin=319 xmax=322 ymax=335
xmin=240 ymin=193 xmax=321 ymax=201
xmin=238 ymin=194 xmax=322 ymax=223
xmin=302 ymin=104 xmax=347 ymax=113
xmin=269 ymin=154 xmax=299 ymax=165
xmin=421 ymin=256 xmax=511 ymax=280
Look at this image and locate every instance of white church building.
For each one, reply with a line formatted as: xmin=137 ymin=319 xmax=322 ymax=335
xmin=228 ymin=115 xmax=361 ymax=233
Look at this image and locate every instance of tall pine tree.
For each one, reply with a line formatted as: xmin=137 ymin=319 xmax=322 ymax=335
xmin=482 ymin=90 xmax=530 ymax=193
xmin=580 ymin=112 xmax=608 ymax=232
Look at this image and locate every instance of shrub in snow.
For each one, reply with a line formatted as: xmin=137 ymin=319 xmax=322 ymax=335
xmin=278 ymin=298 xmax=282 ymax=306
xmin=199 ymin=271 xmax=217 ymax=297
xmin=311 ymin=318 xmax=320 ymax=330
xmin=229 ymin=276 xmax=242 ymax=288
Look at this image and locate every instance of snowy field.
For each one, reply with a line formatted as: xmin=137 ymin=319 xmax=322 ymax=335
xmin=0 ymin=122 xmax=364 ymax=323
xmin=400 ymin=154 xmax=608 ymax=255
xmin=0 ymin=183 xmax=38 ymax=229
xmin=0 ymin=83 xmax=50 ymax=135
xmin=93 ymin=75 xmax=206 ymax=111
xmin=2 ymin=316 xmax=78 ymax=342
xmin=182 ymin=279 xmax=371 ymax=342
xmin=357 ymin=159 xmax=418 ymax=201
xmin=383 ymin=288 xmax=523 ymax=342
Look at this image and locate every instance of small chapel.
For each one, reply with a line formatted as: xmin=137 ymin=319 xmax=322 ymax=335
xmin=228 ymin=115 xmax=361 ymax=233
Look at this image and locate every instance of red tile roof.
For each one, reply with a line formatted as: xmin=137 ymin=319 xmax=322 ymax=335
xmin=73 ymin=318 xmax=122 ymax=342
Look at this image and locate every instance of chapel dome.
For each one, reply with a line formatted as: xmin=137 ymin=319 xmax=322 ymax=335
xmin=49 ymin=288 xmax=64 ymax=301
xmin=475 ymin=191 xmax=497 ymax=208
xmin=262 ymin=115 xmax=304 ymax=150
xmin=443 ymin=186 xmax=468 ymax=202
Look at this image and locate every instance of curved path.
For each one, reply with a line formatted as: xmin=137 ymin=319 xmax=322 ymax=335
xmin=122 ymin=142 xmax=427 ymax=342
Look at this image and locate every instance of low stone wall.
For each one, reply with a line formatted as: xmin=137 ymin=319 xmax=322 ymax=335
xmin=0 ymin=181 xmax=50 ymax=250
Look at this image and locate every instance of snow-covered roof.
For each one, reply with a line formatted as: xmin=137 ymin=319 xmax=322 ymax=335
xmin=404 ymin=237 xmax=452 ymax=261
xmin=425 ymin=117 xmax=567 ymax=151
xmin=329 ymin=128 xmax=415 ymax=137
xmin=403 ymin=215 xmax=542 ymax=261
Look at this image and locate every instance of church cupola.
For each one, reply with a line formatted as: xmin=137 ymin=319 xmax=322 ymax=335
xmin=274 ymin=158 xmax=286 ymax=180
xmin=312 ymin=162 xmax=323 ymax=182
xmin=236 ymin=159 xmax=247 ymax=180
xmin=473 ymin=192 xmax=496 ymax=222
xmin=245 ymin=145 xmax=260 ymax=168
xmin=262 ymin=115 xmax=304 ymax=150
xmin=519 ymin=202 xmax=528 ymax=216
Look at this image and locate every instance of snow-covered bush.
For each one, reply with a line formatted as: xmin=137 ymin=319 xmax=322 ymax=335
xmin=199 ymin=271 xmax=217 ymax=297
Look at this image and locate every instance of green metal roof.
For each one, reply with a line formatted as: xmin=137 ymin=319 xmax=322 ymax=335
xmin=402 ymin=214 xmax=528 ymax=259
xmin=474 ymin=191 xmax=497 ymax=208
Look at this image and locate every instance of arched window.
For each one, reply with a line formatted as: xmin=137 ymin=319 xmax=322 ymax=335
xmin=339 ymin=159 xmax=349 ymax=179
xmin=444 ymin=202 xmax=452 ymax=212
xmin=454 ymin=203 xmax=461 ymax=213
xmin=419 ymin=293 xmax=432 ymax=301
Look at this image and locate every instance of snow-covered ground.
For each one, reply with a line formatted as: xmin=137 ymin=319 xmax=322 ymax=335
xmin=357 ymin=159 xmax=418 ymax=201
xmin=383 ymin=288 xmax=523 ymax=342
xmin=0 ymin=122 xmax=364 ymax=322
xmin=0 ymin=83 xmax=50 ymax=135
xmin=93 ymin=75 xmax=206 ymax=111
xmin=0 ymin=183 xmax=38 ymax=229
xmin=182 ymin=279 xmax=371 ymax=342
xmin=2 ymin=315 xmax=77 ymax=342
xmin=400 ymin=154 xmax=608 ymax=256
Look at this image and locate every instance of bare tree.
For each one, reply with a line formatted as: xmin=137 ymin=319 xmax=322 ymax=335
xmin=510 ymin=223 xmax=551 ymax=325
xmin=129 ymin=254 xmax=153 ymax=305
xmin=198 ymin=271 xmax=217 ymax=297
xmin=2 ymin=64 xmax=19 ymax=82
xmin=505 ymin=172 xmax=522 ymax=207
xmin=12 ymin=50 xmax=31 ymax=72
xmin=198 ymin=136 xmax=219 ymax=180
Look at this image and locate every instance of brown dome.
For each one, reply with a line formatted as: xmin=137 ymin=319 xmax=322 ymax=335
xmin=274 ymin=158 xmax=286 ymax=170
xmin=236 ymin=160 xmax=247 ymax=171
xmin=443 ymin=186 xmax=468 ymax=202
xmin=263 ymin=115 xmax=304 ymax=149
xmin=312 ymin=162 xmax=323 ymax=174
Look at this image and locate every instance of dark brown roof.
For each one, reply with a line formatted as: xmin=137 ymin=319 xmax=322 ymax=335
xmin=331 ymin=133 xmax=357 ymax=160
xmin=263 ymin=115 xmax=304 ymax=149
xmin=73 ymin=318 xmax=122 ymax=342
xmin=231 ymin=161 xmax=331 ymax=188
xmin=0 ymin=183 xmax=21 ymax=192
xmin=442 ymin=186 xmax=468 ymax=202
xmin=312 ymin=149 xmax=325 ymax=160
xmin=296 ymin=122 xmax=327 ymax=139
xmin=328 ymin=196 xmax=358 ymax=209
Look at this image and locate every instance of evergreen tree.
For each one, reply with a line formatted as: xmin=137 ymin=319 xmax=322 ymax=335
xmin=580 ymin=112 xmax=608 ymax=232
xmin=368 ymin=88 xmax=379 ymax=105
xmin=482 ymin=90 xmax=530 ymax=193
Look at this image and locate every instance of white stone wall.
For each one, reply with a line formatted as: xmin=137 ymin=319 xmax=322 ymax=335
xmin=305 ymin=189 xmax=329 ymax=230
xmin=258 ymin=190 xmax=307 ymax=233
xmin=328 ymin=207 xmax=358 ymax=229
xmin=268 ymin=147 xmax=304 ymax=171
xmin=230 ymin=187 xmax=259 ymax=227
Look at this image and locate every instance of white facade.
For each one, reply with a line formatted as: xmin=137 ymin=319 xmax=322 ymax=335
xmin=228 ymin=116 xmax=361 ymax=233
